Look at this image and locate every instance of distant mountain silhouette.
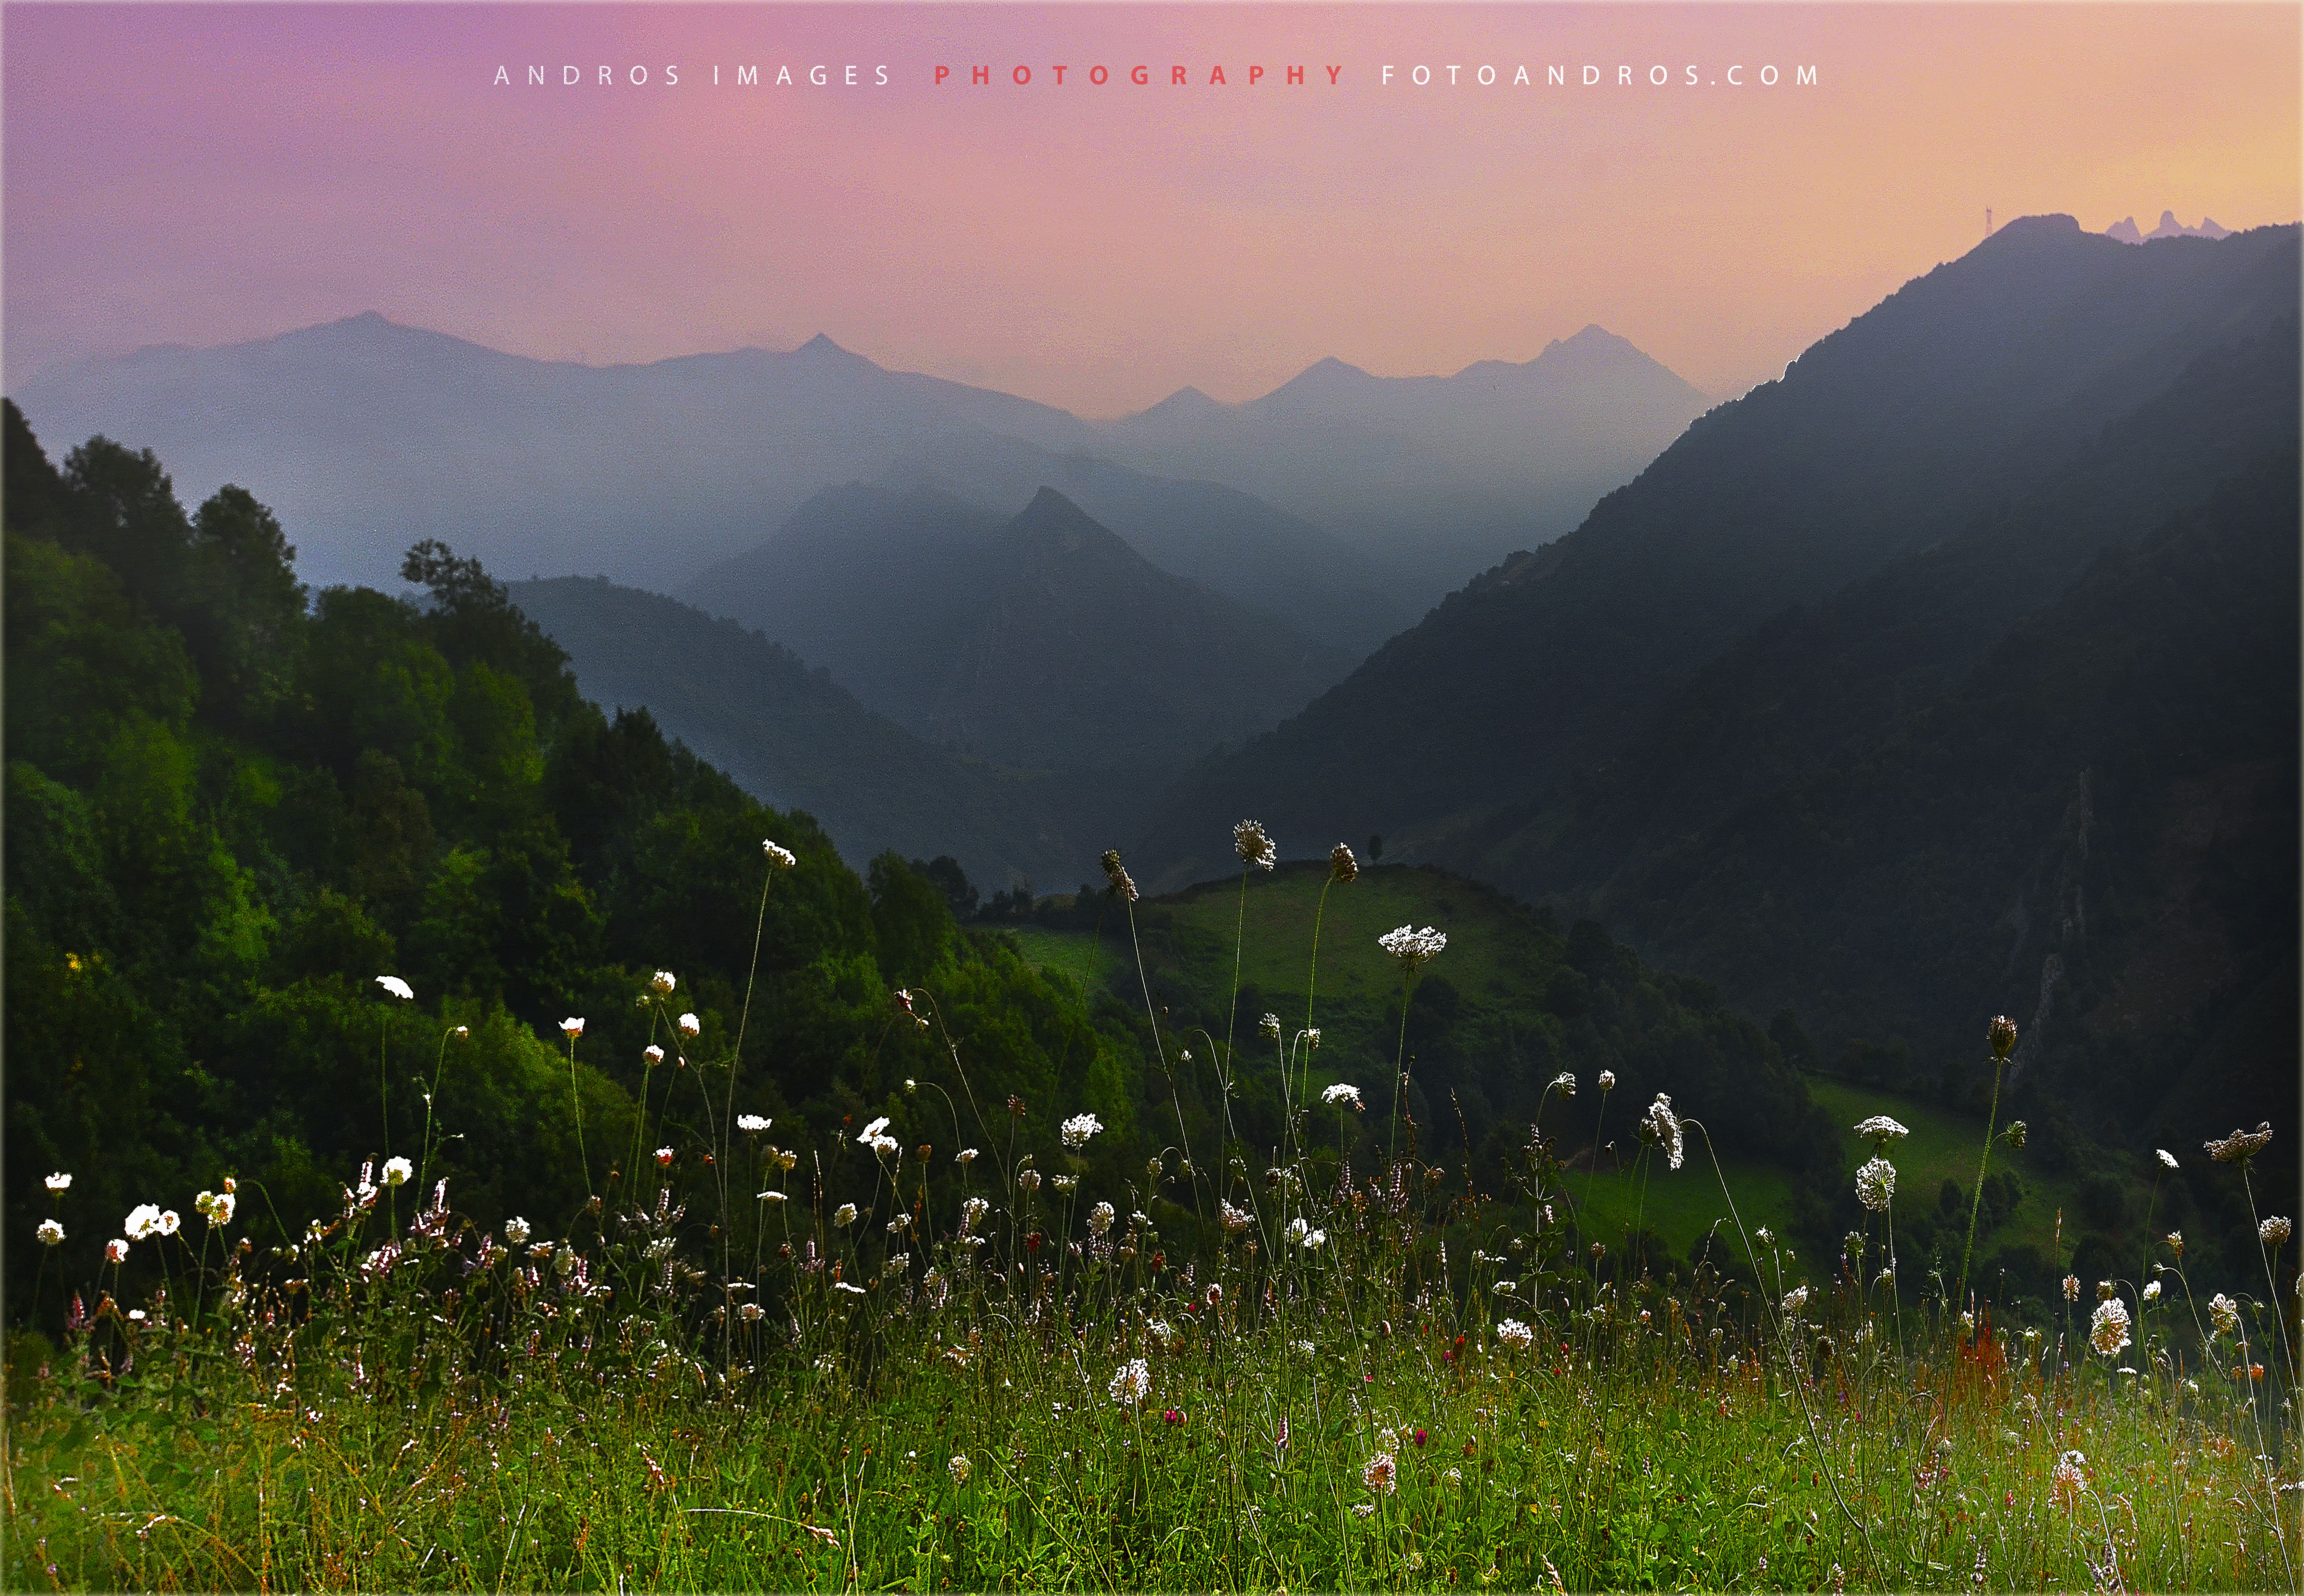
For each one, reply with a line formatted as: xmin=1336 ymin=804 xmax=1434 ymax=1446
xmin=683 ymin=485 xmax=1354 ymax=773
xmin=504 ymin=574 xmax=1102 ymax=890
xmin=1133 ymin=218 xmax=2301 ymax=887
xmin=2107 ymin=211 xmax=2232 ymax=244
xmin=1098 ymin=324 xmax=1712 ymax=591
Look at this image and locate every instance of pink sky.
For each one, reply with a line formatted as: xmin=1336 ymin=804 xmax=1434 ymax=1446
xmin=5 ymin=3 xmax=2297 ymax=413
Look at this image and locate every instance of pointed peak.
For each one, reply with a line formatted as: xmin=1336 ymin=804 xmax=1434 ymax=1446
xmin=795 ymin=332 xmax=848 ymax=356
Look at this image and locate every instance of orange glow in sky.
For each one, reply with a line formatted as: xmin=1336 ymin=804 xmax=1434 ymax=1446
xmin=5 ymin=3 xmax=2297 ymax=411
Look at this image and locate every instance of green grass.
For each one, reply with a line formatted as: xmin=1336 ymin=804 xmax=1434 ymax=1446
xmin=1576 ymin=1149 xmax=1802 ymax=1266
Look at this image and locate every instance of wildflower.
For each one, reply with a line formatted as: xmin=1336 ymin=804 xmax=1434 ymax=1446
xmin=375 ymin=975 xmax=414 ymax=1000
xmin=1060 ymin=1113 xmax=1104 ymax=1149
xmin=948 ymin=1454 xmax=971 ymax=1485
xmin=1497 ymin=1318 xmax=1534 ymax=1350
xmin=644 ymin=1045 xmax=665 ymax=1066
xmin=2096 ymin=1278 xmax=2116 ymax=1301
xmin=1853 ymin=1115 xmax=1909 ymax=1145
xmin=1323 ymin=1083 xmax=1363 ymax=1110
xmin=652 ymin=1147 xmax=675 ymax=1168
xmin=2089 ymin=1298 xmax=2131 ymax=1358
xmin=737 ymin=1114 xmax=771 ymax=1133
xmin=45 ymin=1172 xmax=71 ymax=1193
xmin=1328 ymin=842 xmax=1358 ymax=882
xmin=758 ymin=1190 xmax=787 ymax=1204
xmin=1206 ymin=1283 xmax=1222 ymax=1306
xmin=2003 ymin=1120 xmax=2027 ymax=1149
xmin=1783 ymin=1284 xmax=1809 ymax=1315
xmin=1363 ymin=1452 xmax=1399 ymax=1495
xmin=382 ymin=1156 xmax=413 ymax=1188
xmin=1638 ymin=1093 xmax=1684 ymax=1171
xmin=104 ymin=1238 xmax=128 ymax=1264
xmin=1100 ymin=850 xmax=1139 ymax=903
xmin=1304 ymin=1027 xmax=1321 ymax=1049
xmin=2205 ymin=1121 xmax=2274 ymax=1165
xmin=1287 ymin=1217 xmax=1310 ymax=1245
xmin=762 ymin=839 xmax=797 ymax=869
xmin=505 ymin=1217 xmax=531 ymax=1245
xmin=1351 ymin=1503 xmax=1376 ymax=1519
xmin=956 ymin=1148 xmax=979 ymax=1165
xmin=1986 ymin=1015 xmax=2017 ymax=1058
xmin=1089 ymin=1201 xmax=1116 ymax=1236
xmin=1377 ymin=924 xmax=1447 ymax=967
xmin=2209 ymin=1293 xmax=2239 ymax=1336
xmin=858 ymin=1116 xmax=891 ymax=1145
xmin=560 ymin=1017 xmax=585 ymax=1039
xmin=1301 ymin=1227 xmax=1326 ymax=1248
xmin=1233 ymin=820 xmax=1276 ymax=870
xmin=735 ymin=1302 xmax=764 ymax=1323
xmin=156 ymin=1210 xmax=180 ymax=1236
xmin=774 ymin=1150 xmax=798 ymax=1171
xmin=834 ymin=1281 xmax=866 ymax=1296
xmin=1017 ymin=1169 xmax=1042 ymax=1194
xmin=2062 ymin=1274 xmax=2080 ymax=1301
xmin=1219 ymin=1201 xmax=1252 ymax=1234
xmin=870 ymin=1135 xmax=899 ymax=1158
xmin=1110 ymin=1357 xmax=1152 ymax=1406
xmin=1959 ymin=1310 xmax=1976 ymax=1338
xmin=36 ymin=1219 xmax=64 ymax=1245
xmin=2166 ymin=1231 xmax=2184 ymax=1260
xmin=194 ymin=1190 xmax=236 ymax=1226
xmin=833 ymin=1203 xmax=858 ymax=1227
xmin=1876 ymin=1267 xmax=1894 ymax=1289
xmin=1051 ymin=1174 xmax=1077 ymax=1194
xmin=1551 ymin=1071 xmax=1576 ymax=1097
xmin=2142 ymin=1280 xmax=2161 ymax=1302
xmin=1259 ymin=1013 xmax=1282 ymax=1040
xmin=1855 ymin=1156 xmax=1897 ymax=1213
xmin=651 ymin=970 xmax=676 ymax=996
xmin=1150 ymin=1320 xmax=1176 ymax=1347
xmin=2262 ymin=1216 xmax=2292 ymax=1246
xmin=454 ymin=1025 xmax=469 ymax=1038
xmin=1598 ymin=1070 xmax=1616 ymax=1090
xmin=2050 ymin=1449 xmax=2088 ymax=1508
xmin=677 ymin=1012 xmax=701 ymax=1037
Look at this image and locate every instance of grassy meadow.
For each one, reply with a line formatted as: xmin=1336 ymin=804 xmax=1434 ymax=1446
xmin=6 ymin=849 xmax=2299 ymax=1592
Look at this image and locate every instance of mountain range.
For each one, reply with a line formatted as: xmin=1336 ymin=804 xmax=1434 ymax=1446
xmin=2105 ymin=211 xmax=2233 ymax=244
xmin=10 ymin=315 xmax=1705 ymax=632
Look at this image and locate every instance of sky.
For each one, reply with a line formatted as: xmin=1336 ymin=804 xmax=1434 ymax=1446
xmin=4 ymin=2 xmax=2298 ymax=415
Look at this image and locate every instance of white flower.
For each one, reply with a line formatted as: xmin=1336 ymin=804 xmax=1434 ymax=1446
xmin=382 ymin=1156 xmax=413 ymax=1188
xmin=1060 ymin=1113 xmax=1104 ymax=1149
xmin=644 ymin=1045 xmax=665 ymax=1066
xmin=1598 ymin=1070 xmax=1616 ymax=1090
xmin=1017 ymin=1169 xmax=1042 ymax=1194
xmin=961 ymin=1197 xmax=990 ymax=1233
xmin=2262 ymin=1216 xmax=2292 ymax=1246
xmin=1287 ymin=1217 xmax=1310 ymax=1245
xmin=375 ymin=975 xmax=414 ymax=1000
xmin=2050 ymin=1449 xmax=2088 ymax=1507
xmin=738 ymin=1114 xmax=772 ymax=1133
xmin=1854 ymin=1156 xmax=1897 ymax=1213
xmin=2142 ymin=1280 xmax=2161 ymax=1302
xmin=505 ymin=1217 xmax=532 ymax=1245
xmin=678 ymin=1012 xmax=701 ymax=1037
xmin=763 ymin=839 xmax=797 ymax=870
xmin=1232 ymin=820 xmax=1276 ymax=870
xmin=758 ymin=1190 xmax=787 ymax=1204
xmin=36 ymin=1219 xmax=64 ymax=1246
xmin=2209 ymin=1293 xmax=2239 ymax=1336
xmin=1639 ymin=1093 xmax=1684 ymax=1171
xmin=2157 ymin=1148 xmax=2179 ymax=1169
xmin=1109 ymin=1357 xmax=1152 ymax=1406
xmin=1783 ymin=1285 xmax=1809 ymax=1314
xmin=1051 ymin=1175 xmax=1077 ymax=1194
xmin=871 ymin=1135 xmax=900 ymax=1158
xmin=560 ymin=1016 xmax=585 ymax=1039
xmin=834 ymin=1281 xmax=866 ymax=1296
xmin=651 ymin=970 xmax=676 ymax=995
xmin=1755 ymin=1227 xmax=1773 ymax=1246
xmin=1219 ymin=1201 xmax=1251 ymax=1234
xmin=858 ymin=1116 xmax=891 ymax=1145
xmin=1377 ymin=924 xmax=1447 ymax=967
xmin=1351 ymin=1503 xmax=1376 ymax=1519
xmin=948 ymin=1454 xmax=971 ymax=1486
xmin=1498 ymin=1318 xmax=1534 ymax=1349
xmin=195 ymin=1190 xmax=236 ymax=1226
xmin=2088 ymin=1298 xmax=2131 ymax=1358
xmin=104 ymin=1238 xmax=128 ymax=1264
xmin=1853 ymin=1115 xmax=1909 ymax=1144
xmin=1550 ymin=1072 xmax=1576 ymax=1097
xmin=1300 ymin=1228 xmax=1326 ymax=1248
xmin=834 ymin=1204 xmax=859 ymax=1227
xmin=1322 ymin=1083 xmax=1363 ymax=1110
xmin=954 ymin=1148 xmax=980 ymax=1167
xmin=44 ymin=1172 xmax=72 ymax=1193
xmin=1089 ymin=1201 xmax=1116 ymax=1236
xmin=1362 ymin=1452 xmax=1398 ymax=1495
xmin=2062 ymin=1273 xmax=2081 ymax=1302
xmin=156 ymin=1209 xmax=180 ymax=1236
xmin=1149 ymin=1320 xmax=1176 ymax=1347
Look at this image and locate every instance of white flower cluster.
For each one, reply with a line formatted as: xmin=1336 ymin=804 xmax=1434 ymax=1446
xmin=1232 ymin=820 xmax=1276 ymax=871
xmin=763 ymin=838 xmax=797 ymax=869
xmin=1497 ymin=1318 xmax=1534 ymax=1350
xmin=1854 ymin=1155 xmax=1896 ymax=1213
xmin=1109 ymin=1357 xmax=1151 ymax=1407
xmin=1322 ymin=1083 xmax=1363 ymax=1110
xmin=1060 ymin=1113 xmax=1104 ymax=1149
xmin=1377 ymin=924 xmax=1447 ymax=967
xmin=1639 ymin=1093 xmax=1684 ymax=1171
xmin=2088 ymin=1297 xmax=2131 ymax=1358
xmin=1852 ymin=1115 xmax=1908 ymax=1144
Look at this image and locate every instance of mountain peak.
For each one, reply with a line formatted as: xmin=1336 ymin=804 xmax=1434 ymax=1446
xmin=795 ymin=332 xmax=849 ymax=356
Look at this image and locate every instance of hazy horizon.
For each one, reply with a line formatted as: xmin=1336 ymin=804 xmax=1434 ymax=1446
xmin=6 ymin=3 xmax=2297 ymax=415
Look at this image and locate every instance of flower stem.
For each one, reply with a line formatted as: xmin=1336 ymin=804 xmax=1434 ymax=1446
xmin=1956 ymin=1055 xmax=2005 ymax=1312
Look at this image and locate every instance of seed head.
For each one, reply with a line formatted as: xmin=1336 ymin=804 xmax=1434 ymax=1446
xmin=1233 ymin=820 xmax=1276 ymax=871
xmin=1638 ymin=1094 xmax=1684 ymax=1171
xmin=2262 ymin=1215 xmax=2292 ymax=1246
xmin=1855 ymin=1156 xmax=1897 ymax=1213
xmin=948 ymin=1454 xmax=971 ymax=1486
xmin=1987 ymin=1015 xmax=2018 ymax=1060
xmin=2088 ymin=1297 xmax=2131 ymax=1358
xmin=1099 ymin=850 xmax=1138 ymax=903
xmin=2209 ymin=1293 xmax=2239 ymax=1336
xmin=2206 ymin=1122 xmax=2273 ymax=1165
xmin=1329 ymin=843 xmax=1358 ymax=883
